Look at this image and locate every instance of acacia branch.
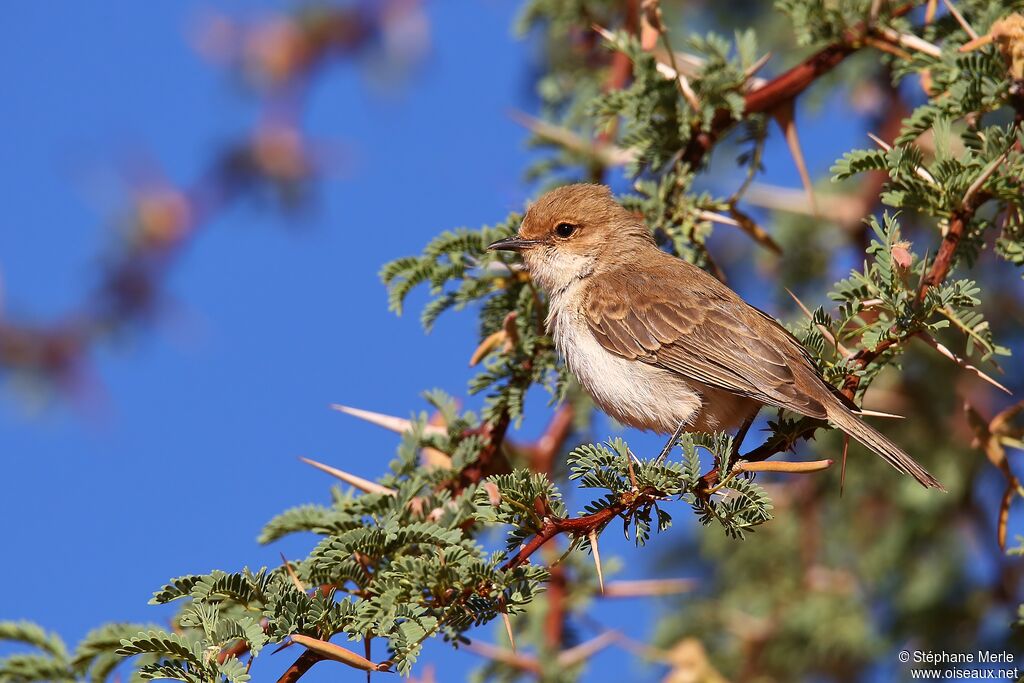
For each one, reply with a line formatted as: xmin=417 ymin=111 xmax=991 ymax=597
xmin=680 ymin=3 xmax=915 ymax=167
xmin=500 ymin=488 xmax=661 ymax=571
xmin=917 ymin=208 xmax=973 ymax=304
xmin=701 ymin=201 xmax=993 ymax=488
xmin=277 ymin=650 xmax=323 ymax=683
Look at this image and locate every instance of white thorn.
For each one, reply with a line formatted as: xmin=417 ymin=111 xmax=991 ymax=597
xmin=940 ymin=0 xmax=978 ymax=39
xmin=331 ymin=404 xmax=446 ymax=437
xmin=867 ymin=133 xmax=937 ymax=185
xmin=299 ymin=456 xmax=397 ymax=496
xmin=501 ymin=612 xmax=516 ymax=652
xmin=855 ymin=408 xmax=906 ymax=419
xmin=917 ymin=336 xmax=1012 ymax=394
xmin=588 ymin=529 xmax=604 ymax=593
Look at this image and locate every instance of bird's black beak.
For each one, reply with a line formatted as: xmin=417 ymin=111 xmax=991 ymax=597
xmin=487 ymin=237 xmax=541 ymax=252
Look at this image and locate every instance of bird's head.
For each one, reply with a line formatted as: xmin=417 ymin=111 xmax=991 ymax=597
xmin=488 ymin=184 xmax=653 ymax=295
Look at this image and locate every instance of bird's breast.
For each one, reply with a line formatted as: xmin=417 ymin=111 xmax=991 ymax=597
xmin=550 ymin=306 xmax=704 ymax=433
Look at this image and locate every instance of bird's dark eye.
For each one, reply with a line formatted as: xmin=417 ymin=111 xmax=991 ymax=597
xmin=555 ymin=222 xmax=576 ymax=238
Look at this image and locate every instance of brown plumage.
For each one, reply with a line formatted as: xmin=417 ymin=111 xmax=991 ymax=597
xmin=488 ymin=183 xmax=943 ymax=490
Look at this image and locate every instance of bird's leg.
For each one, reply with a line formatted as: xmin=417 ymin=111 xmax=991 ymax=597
xmin=730 ymin=412 xmax=758 ymax=464
xmin=655 ymin=419 xmax=689 ymax=463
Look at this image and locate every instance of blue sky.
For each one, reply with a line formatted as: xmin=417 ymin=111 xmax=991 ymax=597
xmin=2 ymin=2 xmax=1014 ymax=682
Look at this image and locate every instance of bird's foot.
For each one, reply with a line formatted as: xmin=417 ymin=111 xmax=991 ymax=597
xmin=655 ymin=419 xmax=689 ymax=463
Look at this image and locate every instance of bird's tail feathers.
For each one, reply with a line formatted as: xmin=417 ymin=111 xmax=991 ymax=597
xmin=825 ymin=402 xmax=945 ymax=490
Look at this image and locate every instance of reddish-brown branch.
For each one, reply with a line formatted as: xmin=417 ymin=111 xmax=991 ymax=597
xmin=593 ymin=0 xmax=640 ymax=182
xmin=530 ymin=402 xmax=576 ymax=650
xmin=453 ymin=414 xmax=513 ymax=492
xmin=680 ymin=3 xmax=915 ymax=168
xmin=524 ymin=403 xmax=576 ymax=473
xmin=276 ymin=650 xmax=323 ymax=683
xmin=745 ymin=43 xmax=857 ymax=115
xmin=917 ymin=209 xmax=972 ymax=304
xmin=701 ymin=196 xmax=993 ymax=486
xmin=500 ymin=490 xmax=655 ymax=571
xmin=543 ymin=563 xmax=568 ymax=645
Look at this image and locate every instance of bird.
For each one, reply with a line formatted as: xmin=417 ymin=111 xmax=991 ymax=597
xmin=487 ymin=183 xmax=943 ymax=490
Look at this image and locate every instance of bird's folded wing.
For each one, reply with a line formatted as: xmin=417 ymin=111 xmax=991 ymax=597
xmin=582 ymin=265 xmax=829 ymax=419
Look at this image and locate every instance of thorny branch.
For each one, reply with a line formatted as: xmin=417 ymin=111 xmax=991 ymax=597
xmin=493 ymin=1 xmax=1020 ymax=545
xmin=277 ymin=650 xmax=323 ymax=683
xmin=679 ymin=3 xmax=917 ymax=168
xmin=500 ymin=487 xmax=663 ymax=571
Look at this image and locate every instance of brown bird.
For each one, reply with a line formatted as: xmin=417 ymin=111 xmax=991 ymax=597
xmin=488 ymin=183 xmax=942 ymax=490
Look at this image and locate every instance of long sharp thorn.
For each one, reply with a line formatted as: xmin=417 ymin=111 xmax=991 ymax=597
xmin=696 ymin=209 xmax=740 ymax=226
xmin=501 ymin=612 xmax=516 ymax=652
xmin=915 ymin=248 xmax=931 ymax=304
xmin=271 ymin=639 xmax=297 ymax=655
xmin=469 ymin=330 xmax=506 ymax=367
xmin=940 ymin=0 xmax=979 ymax=39
xmin=999 ymin=484 xmax=1013 ymax=549
xmin=917 ymin=335 xmax=1012 ymax=394
xmin=464 ymin=641 xmax=540 ymax=673
xmin=785 ymin=288 xmax=850 ymax=356
xmin=331 ymin=404 xmax=446 ymax=437
xmin=656 ymin=420 xmax=687 ymax=463
xmin=959 ymin=32 xmax=994 ymax=52
xmin=280 ymin=552 xmax=306 ymax=592
xmin=728 ymin=207 xmax=783 ymax=254
xmin=774 ymin=103 xmax=817 ymax=216
xmin=840 ymin=435 xmax=849 ymax=497
xmin=745 ymin=52 xmax=772 ymax=80
xmin=962 ymin=147 xmax=1011 ymax=210
xmin=870 ymin=0 xmax=884 ymax=21
xmin=676 ymin=72 xmax=701 ymax=111
xmin=592 ymin=24 xmax=615 ymax=43
xmin=509 ymin=109 xmax=634 ymax=166
xmin=868 ymin=133 xmax=937 ymax=184
xmin=877 ymin=26 xmax=942 ymax=58
xmin=856 ymin=408 xmax=906 ymax=419
xmin=299 ymin=456 xmax=397 ymax=496
xmin=600 ymin=578 xmax=697 ymax=597
xmin=589 ymin=529 xmax=604 ymax=593
xmin=557 ymin=632 xmax=618 ymax=668
xmin=745 ymin=183 xmax=859 ymax=220
xmin=868 ymin=131 xmax=892 ymax=150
